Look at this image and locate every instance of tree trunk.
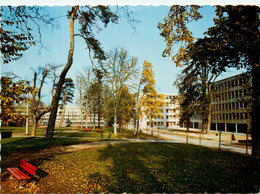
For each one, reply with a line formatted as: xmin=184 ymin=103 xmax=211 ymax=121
xmin=80 ymin=105 xmax=83 ymax=128
xmin=206 ymin=88 xmax=213 ymax=133
xmin=93 ymin=108 xmax=96 ymax=130
xmin=46 ymin=6 xmax=78 ymax=140
xmin=114 ymin=105 xmax=117 ymax=135
xmin=250 ymin=63 xmax=260 ymax=171
xmin=186 ymin=121 xmax=189 ymax=144
xmin=31 ymin=116 xmax=37 ymax=137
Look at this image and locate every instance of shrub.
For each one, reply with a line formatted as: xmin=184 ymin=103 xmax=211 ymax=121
xmin=84 ymin=128 xmax=92 ymax=132
xmin=95 ymin=129 xmax=104 ymax=133
xmin=1 ymin=131 xmax=12 ymax=138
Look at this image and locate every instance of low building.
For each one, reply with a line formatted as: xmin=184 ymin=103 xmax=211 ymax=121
xmin=40 ymin=106 xmax=105 ymax=128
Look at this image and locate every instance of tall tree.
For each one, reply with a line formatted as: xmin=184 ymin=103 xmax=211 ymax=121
xmin=57 ymin=78 xmax=75 ymax=128
xmin=160 ymin=5 xmax=260 ymax=170
xmin=75 ymin=75 xmax=85 ymax=128
xmin=139 ymin=60 xmax=166 ymax=134
xmin=104 ymin=48 xmax=138 ymax=135
xmin=46 ymin=6 xmax=118 ymax=139
xmin=204 ymin=6 xmax=260 ymax=170
xmin=175 ymin=74 xmax=201 ymax=143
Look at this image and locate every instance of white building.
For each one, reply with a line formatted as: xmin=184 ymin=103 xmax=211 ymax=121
xmin=40 ymin=106 xmax=105 ymax=127
xmin=138 ymin=94 xmax=182 ymax=131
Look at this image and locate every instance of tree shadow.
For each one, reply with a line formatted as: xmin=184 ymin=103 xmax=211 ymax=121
xmin=95 ymin=142 xmax=258 ymax=193
xmin=96 ymin=143 xmax=169 ymax=192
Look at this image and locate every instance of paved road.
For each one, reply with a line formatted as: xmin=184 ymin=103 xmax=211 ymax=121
xmin=141 ymin=130 xmax=251 ymax=155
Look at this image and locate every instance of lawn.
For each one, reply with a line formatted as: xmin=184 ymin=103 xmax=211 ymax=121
xmin=1 ymin=142 xmax=258 ymax=193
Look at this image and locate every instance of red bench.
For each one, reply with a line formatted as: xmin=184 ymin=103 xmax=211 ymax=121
xmin=7 ymin=160 xmax=38 ymax=189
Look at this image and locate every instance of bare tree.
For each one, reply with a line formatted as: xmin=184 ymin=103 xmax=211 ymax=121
xmin=104 ymin=48 xmax=138 ymax=135
xmin=30 ymin=64 xmax=59 ymax=137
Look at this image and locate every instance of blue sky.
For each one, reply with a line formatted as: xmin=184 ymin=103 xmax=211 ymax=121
xmin=2 ymin=5 xmax=247 ymax=104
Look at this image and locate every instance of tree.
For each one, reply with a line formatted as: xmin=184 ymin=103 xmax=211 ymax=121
xmin=89 ymin=68 xmax=105 ymax=128
xmin=57 ymin=78 xmax=75 ymax=128
xmin=139 ymin=60 xmax=166 ymax=134
xmin=160 ymin=5 xmax=260 ymax=170
xmin=104 ymin=48 xmax=138 ymax=135
xmin=0 ymin=74 xmax=33 ymax=125
xmin=174 ymin=74 xmax=201 ymax=143
xmin=204 ymin=6 xmax=260 ymax=170
xmin=30 ymin=64 xmax=59 ymax=137
xmin=75 ymin=75 xmax=85 ymax=128
xmin=117 ymin=87 xmax=136 ymax=131
xmin=158 ymin=5 xmax=202 ymax=67
xmin=1 ymin=6 xmax=59 ymax=64
xmin=46 ymin=6 xmax=118 ymax=139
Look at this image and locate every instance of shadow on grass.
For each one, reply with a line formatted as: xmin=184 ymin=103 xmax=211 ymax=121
xmin=95 ymin=143 xmax=259 ymax=193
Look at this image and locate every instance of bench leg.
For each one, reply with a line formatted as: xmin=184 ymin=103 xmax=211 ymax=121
xmin=9 ymin=175 xmax=15 ymax=180
xmin=18 ymin=181 xmax=26 ymax=189
xmin=28 ymin=180 xmax=37 ymax=188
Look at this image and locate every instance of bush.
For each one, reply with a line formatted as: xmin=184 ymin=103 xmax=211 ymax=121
xmin=1 ymin=131 xmax=12 ymax=138
xmin=84 ymin=128 xmax=92 ymax=132
xmin=95 ymin=129 xmax=104 ymax=133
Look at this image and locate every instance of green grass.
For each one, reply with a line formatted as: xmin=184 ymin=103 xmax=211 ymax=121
xmin=37 ymin=143 xmax=259 ymax=193
xmin=1 ymin=137 xmax=106 ymax=156
xmin=0 ymin=126 xmax=34 ymax=133
xmin=53 ymin=128 xmax=157 ymax=140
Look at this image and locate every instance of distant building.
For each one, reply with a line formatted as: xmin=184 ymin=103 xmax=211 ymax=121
xmin=138 ymin=94 xmax=182 ymax=130
xmin=40 ymin=106 xmax=105 ymax=127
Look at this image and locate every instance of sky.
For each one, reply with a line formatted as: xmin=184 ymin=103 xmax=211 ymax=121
xmin=1 ymin=5 xmax=252 ymax=104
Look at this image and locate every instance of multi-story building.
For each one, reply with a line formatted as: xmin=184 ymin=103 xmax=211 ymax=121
xmin=40 ymin=106 xmax=105 ymax=127
xmin=210 ymin=73 xmax=251 ymax=134
xmin=138 ymin=94 xmax=181 ymax=130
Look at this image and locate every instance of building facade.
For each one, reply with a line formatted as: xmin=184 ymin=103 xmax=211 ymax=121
xmin=138 ymin=94 xmax=181 ymax=130
xmin=210 ymin=73 xmax=251 ymax=134
xmin=40 ymin=106 xmax=105 ymax=127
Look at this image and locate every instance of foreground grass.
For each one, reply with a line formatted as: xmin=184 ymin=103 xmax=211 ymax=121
xmin=36 ymin=143 xmax=259 ymax=193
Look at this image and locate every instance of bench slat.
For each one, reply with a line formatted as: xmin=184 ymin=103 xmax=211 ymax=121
xmin=7 ymin=168 xmax=31 ymax=180
xmin=20 ymin=160 xmax=37 ymax=176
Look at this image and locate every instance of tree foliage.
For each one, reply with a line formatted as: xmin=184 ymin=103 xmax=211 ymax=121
xmin=0 ymin=75 xmax=33 ymax=125
xmin=204 ymin=5 xmax=260 ymax=171
xmin=139 ymin=61 xmax=166 ymax=131
xmin=161 ymin=5 xmax=260 ymax=170
xmin=1 ymin=6 xmax=59 ymax=64
xmin=158 ymin=5 xmax=202 ymax=66
xmin=46 ymin=5 xmax=118 ymax=139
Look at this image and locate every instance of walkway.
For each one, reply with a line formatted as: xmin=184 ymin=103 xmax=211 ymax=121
xmin=12 ymin=132 xmax=251 ymax=155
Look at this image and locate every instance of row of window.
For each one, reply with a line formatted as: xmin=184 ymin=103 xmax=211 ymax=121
xmin=166 ymin=109 xmax=176 ymax=113
xmin=214 ymin=89 xmax=248 ymax=101
xmin=166 ymin=95 xmax=177 ymax=100
xmin=212 ymin=112 xmax=249 ymax=120
xmin=147 ymin=121 xmax=179 ymax=127
xmin=212 ymin=102 xmax=249 ymax=111
xmin=214 ymin=76 xmax=249 ymax=91
xmin=166 ymin=102 xmax=177 ymax=106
